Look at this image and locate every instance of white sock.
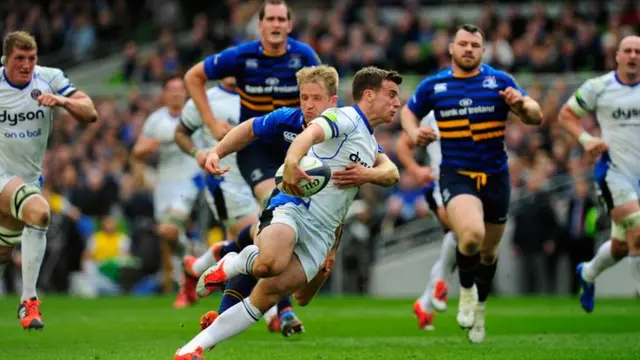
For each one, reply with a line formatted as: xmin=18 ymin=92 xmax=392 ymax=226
xmin=263 ymin=305 xmax=277 ymax=323
xmin=20 ymin=225 xmax=47 ymax=301
xmin=222 ymin=245 xmax=259 ymax=278
xmin=629 ymin=255 xmax=640 ymax=283
xmin=418 ymin=260 xmax=439 ymax=311
xmin=582 ymin=240 xmax=620 ymax=283
xmin=439 ymin=231 xmax=458 ymax=276
xmin=178 ymin=298 xmax=262 ymax=354
xmin=193 ymin=248 xmax=216 ymax=276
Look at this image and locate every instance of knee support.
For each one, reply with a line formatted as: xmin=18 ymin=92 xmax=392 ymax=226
xmin=0 ymin=225 xmax=23 ymax=247
xmin=10 ymin=184 xmax=41 ymax=221
xmin=612 ymin=211 xmax=640 ymax=242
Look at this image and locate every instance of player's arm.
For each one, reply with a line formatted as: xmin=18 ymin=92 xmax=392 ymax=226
xmin=368 ymin=153 xmax=400 ymax=187
xmin=401 ymin=81 xmax=437 ymax=146
xmin=131 ymin=136 xmax=160 ymax=161
xmin=38 ymin=69 xmax=98 ymax=123
xmin=500 ymin=73 xmax=542 ymax=125
xmin=281 ymin=124 xmax=324 ymax=196
xmin=61 ymin=91 xmax=98 ymax=123
xmin=184 ymin=50 xmax=236 ymax=140
xmin=174 ymin=121 xmax=198 ymax=156
xmin=214 ymin=120 xmax=258 ymax=158
xmin=132 ymin=116 xmax=160 ymax=161
xmin=558 ymin=80 xmax=607 ymax=158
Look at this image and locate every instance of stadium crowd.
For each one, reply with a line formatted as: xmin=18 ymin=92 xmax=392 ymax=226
xmin=2 ymin=0 xmax=638 ymax=296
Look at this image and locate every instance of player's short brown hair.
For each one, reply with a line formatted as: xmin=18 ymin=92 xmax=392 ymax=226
xmin=162 ymin=74 xmax=183 ymax=89
xmin=3 ymin=31 xmax=37 ymax=58
xmin=296 ymin=66 xmax=339 ymax=97
xmin=258 ymin=0 xmax=292 ymax=21
xmin=351 ymin=67 xmax=402 ymax=101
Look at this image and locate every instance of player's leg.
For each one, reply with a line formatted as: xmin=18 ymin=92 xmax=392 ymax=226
xmin=467 ymin=170 xmax=510 ymax=344
xmin=577 ymin=171 xmax=636 ymax=312
xmin=0 ymin=177 xmax=49 ymax=330
xmin=176 ymin=246 xmax=309 ymax=358
xmin=440 ymin=171 xmax=484 ymax=329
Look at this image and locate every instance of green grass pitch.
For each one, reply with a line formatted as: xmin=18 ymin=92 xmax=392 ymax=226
xmin=1 ymin=295 xmax=639 ymax=359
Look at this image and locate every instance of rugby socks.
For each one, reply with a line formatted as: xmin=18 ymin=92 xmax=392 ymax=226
xmin=237 ymin=224 xmax=254 ymax=249
xmin=192 ymin=248 xmax=216 ymax=275
xmin=456 ymin=247 xmax=480 ymax=289
xmin=178 ymin=298 xmax=262 ymax=355
xmin=218 ymin=224 xmax=252 ymax=259
xmin=20 ymin=225 xmax=47 ymax=301
xmin=475 ymin=260 xmax=498 ymax=303
xmin=439 ymin=231 xmax=459 ymax=277
xmin=418 ymin=260 xmax=440 ymax=311
xmin=277 ymin=296 xmax=293 ymax=316
xmin=581 ymin=240 xmax=620 ymax=283
xmin=222 ymin=244 xmax=259 ymax=278
xmin=219 ymin=274 xmax=257 ymax=314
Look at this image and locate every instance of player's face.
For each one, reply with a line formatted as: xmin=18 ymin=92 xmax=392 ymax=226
xmin=6 ymin=48 xmax=37 ymax=85
xmin=163 ymin=78 xmax=187 ymax=108
xmin=369 ymin=80 xmax=401 ymax=123
xmin=300 ymin=81 xmax=336 ymax=122
xmin=258 ymin=4 xmax=292 ymax=47
xmin=616 ymin=37 xmax=640 ymax=77
xmin=450 ymin=30 xmax=484 ymax=72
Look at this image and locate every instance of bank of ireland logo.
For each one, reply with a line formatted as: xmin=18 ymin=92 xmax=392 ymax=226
xmin=265 ymin=77 xmax=280 ymax=86
xmin=30 ymin=89 xmax=42 ymax=100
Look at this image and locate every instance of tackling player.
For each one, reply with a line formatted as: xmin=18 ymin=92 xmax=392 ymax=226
xmin=131 ymin=75 xmax=201 ymax=308
xmin=0 ymin=31 xmax=98 ymax=330
xmin=174 ymin=66 xmax=401 ymax=360
xmin=557 ymin=35 xmax=640 ymax=313
xmin=401 ymin=24 xmax=542 ymax=343
xmin=396 ymin=111 xmax=459 ymax=330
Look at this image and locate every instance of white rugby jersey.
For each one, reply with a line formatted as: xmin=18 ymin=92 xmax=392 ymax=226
xmin=180 ymin=85 xmax=246 ymax=187
xmin=0 ymin=65 xmax=77 ymax=182
xmin=141 ymin=106 xmax=201 ymax=182
xmin=420 ymin=111 xmax=441 ymax=180
xmin=567 ymin=71 xmax=640 ymax=179
xmin=307 ymin=105 xmax=381 ymax=231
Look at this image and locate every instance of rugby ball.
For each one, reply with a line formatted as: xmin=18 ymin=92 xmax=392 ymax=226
xmin=275 ymin=156 xmax=331 ymax=197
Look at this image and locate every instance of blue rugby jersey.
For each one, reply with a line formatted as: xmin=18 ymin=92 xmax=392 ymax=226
xmin=203 ymin=38 xmax=320 ymax=122
xmin=406 ymin=64 xmax=525 ymax=174
xmin=252 ymin=106 xmax=385 ymax=156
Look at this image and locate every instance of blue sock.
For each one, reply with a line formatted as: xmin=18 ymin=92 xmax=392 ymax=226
xmin=277 ymin=296 xmax=293 ymax=317
xmin=220 ymin=241 xmax=241 ymax=258
xmin=237 ymin=224 xmax=254 ymax=249
xmin=218 ymin=274 xmax=257 ymax=314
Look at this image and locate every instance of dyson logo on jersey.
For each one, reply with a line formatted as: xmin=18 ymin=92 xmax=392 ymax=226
xmin=0 ymin=110 xmax=46 ymax=126
xmin=612 ymin=107 xmax=640 ymax=120
xmin=349 ymin=151 xmax=371 ymax=168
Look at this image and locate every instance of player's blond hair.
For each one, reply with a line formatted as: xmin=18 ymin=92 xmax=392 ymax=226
xmin=3 ymin=31 xmax=37 ymax=59
xmin=296 ymin=65 xmax=339 ymax=97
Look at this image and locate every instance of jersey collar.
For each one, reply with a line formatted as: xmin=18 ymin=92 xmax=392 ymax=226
xmin=352 ymin=105 xmax=373 ymax=134
xmin=614 ymin=71 xmax=640 ymax=87
xmin=2 ymin=69 xmax=31 ymax=90
xmin=259 ymin=40 xmax=289 ymax=57
xmin=451 ymin=64 xmax=484 ymax=79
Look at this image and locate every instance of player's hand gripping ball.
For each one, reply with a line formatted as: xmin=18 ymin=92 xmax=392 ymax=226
xmin=276 ymin=156 xmax=331 ymax=197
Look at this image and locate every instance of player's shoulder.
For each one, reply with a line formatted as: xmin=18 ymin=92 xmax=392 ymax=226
xmin=146 ymin=106 xmax=169 ymax=122
xmin=270 ymin=106 xmax=302 ymax=122
xmin=583 ymin=71 xmax=617 ymax=91
xmin=33 ymin=65 xmax=66 ymax=81
xmin=287 ymin=38 xmax=316 ymax=55
xmin=481 ymin=64 xmax=518 ymax=84
xmin=231 ymin=40 xmax=262 ymax=56
xmin=322 ymin=106 xmax=359 ymax=127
